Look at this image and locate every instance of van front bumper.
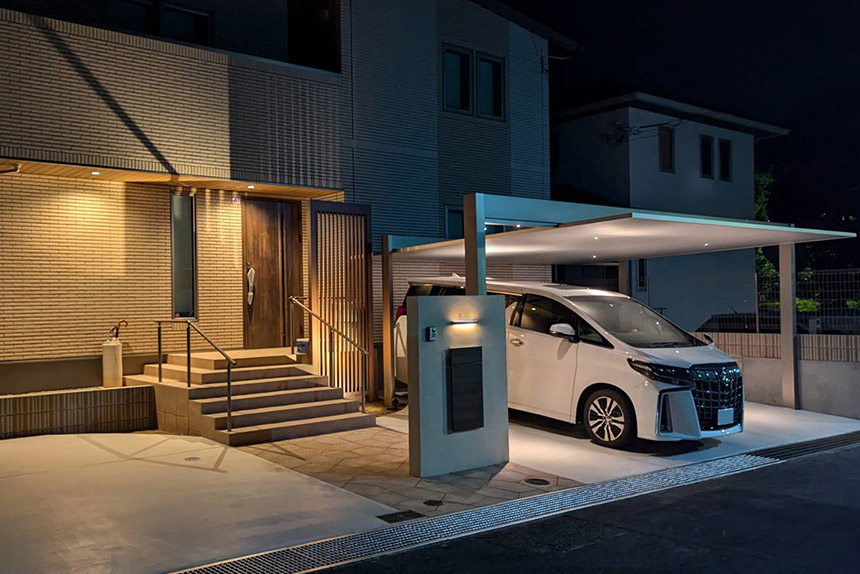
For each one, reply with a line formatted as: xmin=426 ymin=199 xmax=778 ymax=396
xmin=639 ymin=386 xmax=745 ymax=441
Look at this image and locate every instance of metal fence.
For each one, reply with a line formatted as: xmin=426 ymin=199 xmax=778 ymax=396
xmin=724 ymin=269 xmax=860 ymax=335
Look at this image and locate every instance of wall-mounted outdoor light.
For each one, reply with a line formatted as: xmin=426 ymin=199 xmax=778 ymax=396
xmin=450 ymin=317 xmax=479 ymax=326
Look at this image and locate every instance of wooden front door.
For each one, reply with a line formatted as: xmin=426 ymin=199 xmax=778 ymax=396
xmin=242 ymin=199 xmax=302 ymax=349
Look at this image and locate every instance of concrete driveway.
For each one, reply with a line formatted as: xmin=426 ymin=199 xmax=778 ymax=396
xmin=378 ymin=402 xmax=860 ymax=484
xmin=0 ymin=433 xmax=394 ymax=574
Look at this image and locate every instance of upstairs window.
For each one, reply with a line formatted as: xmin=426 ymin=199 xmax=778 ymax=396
xmin=477 ymin=54 xmax=504 ymax=119
xmin=444 ymin=47 xmax=472 ymax=113
xmin=658 ymin=127 xmax=674 ymax=173
xmin=162 ymin=4 xmax=212 ymax=46
xmin=700 ymin=135 xmax=714 ymax=178
xmin=719 ymin=139 xmax=733 ymax=181
xmin=106 ymin=0 xmax=157 ymax=35
xmin=105 ymin=0 xmax=212 ymax=46
xmin=288 ymin=0 xmax=341 ymax=72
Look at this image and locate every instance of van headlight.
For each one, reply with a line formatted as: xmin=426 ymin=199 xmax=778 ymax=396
xmin=627 ymin=359 xmax=692 ymax=388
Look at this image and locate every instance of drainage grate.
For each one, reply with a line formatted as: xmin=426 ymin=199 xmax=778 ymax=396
xmin=750 ymin=430 xmax=860 ymax=460
xmin=173 ymin=454 xmax=777 ymax=574
xmin=376 ymin=510 xmax=425 ymax=524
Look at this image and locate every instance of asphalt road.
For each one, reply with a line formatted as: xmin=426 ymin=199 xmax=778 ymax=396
xmin=331 ymin=444 xmax=860 ymax=574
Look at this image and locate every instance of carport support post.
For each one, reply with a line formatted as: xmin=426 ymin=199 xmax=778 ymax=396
xmin=464 ymin=194 xmax=487 ymax=295
xmin=617 ymin=260 xmax=630 ymax=295
xmin=779 ymin=243 xmax=799 ymax=409
xmin=382 ymin=235 xmax=395 ymax=407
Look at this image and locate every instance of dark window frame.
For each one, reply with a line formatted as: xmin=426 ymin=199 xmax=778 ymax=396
xmin=443 ymin=45 xmax=474 ymax=115
xmin=445 ymin=205 xmax=464 ymax=239
xmin=476 ymin=52 xmax=505 ymax=121
xmin=637 ymin=259 xmax=648 ymax=292
xmin=170 ymin=193 xmax=198 ymax=319
xmin=658 ymin=126 xmax=675 ymax=173
xmin=104 ymin=0 xmax=214 ymax=47
xmin=719 ymin=138 xmax=733 ymax=182
xmin=700 ymin=134 xmax=714 ymax=179
xmin=161 ymin=1 xmax=214 ymax=46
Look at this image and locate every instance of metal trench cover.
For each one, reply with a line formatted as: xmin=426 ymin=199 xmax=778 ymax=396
xmin=174 ymin=454 xmax=780 ymax=574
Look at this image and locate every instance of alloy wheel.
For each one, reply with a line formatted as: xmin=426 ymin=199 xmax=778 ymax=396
xmin=587 ymin=395 xmax=626 ymax=443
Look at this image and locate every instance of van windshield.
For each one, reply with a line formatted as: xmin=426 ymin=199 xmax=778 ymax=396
xmin=566 ymin=296 xmax=703 ymax=348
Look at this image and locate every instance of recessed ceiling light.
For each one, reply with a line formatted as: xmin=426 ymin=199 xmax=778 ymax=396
xmin=247 ymin=185 xmax=255 ymax=190
xmin=704 ymin=242 xmax=710 ymax=246
xmin=592 ymin=255 xmax=597 ymax=259
xmin=516 ymin=224 xmax=521 ymax=228
xmin=594 ymin=236 xmax=599 ymax=240
xmin=91 ymin=171 xmax=100 ymax=176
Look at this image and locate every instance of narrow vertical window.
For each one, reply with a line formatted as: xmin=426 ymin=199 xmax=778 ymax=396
xmin=444 ymin=47 xmax=472 ymax=112
xmin=171 ymin=194 xmax=197 ymax=318
xmin=637 ymin=259 xmax=648 ymax=291
xmin=477 ymin=54 xmax=504 ymax=119
xmin=658 ymin=127 xmax=674 ymax=173
xmin=446 ymin=206 xmax=464 ymax=239
xmin=700 ymin=135 xmax=714 ymax=178
xmin=719 ymin=138 xmax=733 ymax=181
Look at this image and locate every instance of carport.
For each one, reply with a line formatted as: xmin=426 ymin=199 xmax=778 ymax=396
xmin=380 ymin=193 xmax=854 ymax=409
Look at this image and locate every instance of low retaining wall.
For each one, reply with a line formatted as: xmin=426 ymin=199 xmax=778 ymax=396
xmin=0 ymin=385 xmax=156 ymax=439
xmin=738 ymin=357 xmax=860 ymax=420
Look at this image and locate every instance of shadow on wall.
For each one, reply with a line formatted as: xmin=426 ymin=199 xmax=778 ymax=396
xmin=29 ymin=14 xmax=178 ymax=176
xmin=226 ymin=59 xmax=344 ymax=189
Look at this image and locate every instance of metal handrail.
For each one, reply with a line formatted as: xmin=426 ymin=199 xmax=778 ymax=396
xmin=154 ymin=319 xmax=238 ymax=432
xmin=288 ymin=296 xmax=368 ymax=413
xmin=289 ymin=297 xmax=369 ymax=355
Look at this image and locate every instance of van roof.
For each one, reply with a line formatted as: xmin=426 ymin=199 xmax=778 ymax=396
xmin=407 ymin=276 xmax=626 ymax=299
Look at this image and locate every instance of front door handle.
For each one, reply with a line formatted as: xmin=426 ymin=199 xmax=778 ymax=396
xmin=246 ymin=266 xmax=256 ymax=306
xmin=510 ymin=338 xmax=524 ymax=347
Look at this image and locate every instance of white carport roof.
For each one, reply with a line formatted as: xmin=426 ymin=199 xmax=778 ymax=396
xmin=392 ymin=210 xmax=854 ymax=264
xmin=381 ymin=195 xmax=855 ymax=410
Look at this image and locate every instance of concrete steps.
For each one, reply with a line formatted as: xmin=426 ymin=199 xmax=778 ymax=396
xmin=206 ymin=399 xmax=359 ymax=430
xmin=134 ymin=348 xmax=374 ymax=445
xmin=213 ymin=412 xmax=377 ymax=446
xmin=194 ymin=387 xmax=343 ymax=413
xmin=122 ymin=374 xmax=329 ymax=399
xmin=166 ymin=348 xmax=298 ymax=370
xmin=142 ymin=362 xmax=309 ymax=384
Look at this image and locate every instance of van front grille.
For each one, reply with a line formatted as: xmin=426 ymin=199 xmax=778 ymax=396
xmin=689 ymin=363 xmax=743 ymax=431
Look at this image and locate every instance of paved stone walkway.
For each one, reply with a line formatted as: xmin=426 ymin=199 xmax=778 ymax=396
xmin=240 ymin=425 xmax=583 ymax=517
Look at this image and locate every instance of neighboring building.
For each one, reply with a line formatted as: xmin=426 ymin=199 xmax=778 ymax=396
xmin=551 ymin=92 xmax=788 ymax=330
xmin=0 ymin=0 xmax=572 ymax=398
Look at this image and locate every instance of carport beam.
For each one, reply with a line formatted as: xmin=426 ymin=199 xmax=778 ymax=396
xmin=779 ymin=243 xmax=799 ymax=409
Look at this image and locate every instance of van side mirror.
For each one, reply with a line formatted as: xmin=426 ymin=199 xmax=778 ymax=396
xmin=703 ymin=333 xmax=714 ymax=344
xmin=549 ymin=323 xmax=577 ymax=341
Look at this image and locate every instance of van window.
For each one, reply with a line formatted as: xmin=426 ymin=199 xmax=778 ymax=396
xmin=517 ymin=295 xmax=577 ymax=334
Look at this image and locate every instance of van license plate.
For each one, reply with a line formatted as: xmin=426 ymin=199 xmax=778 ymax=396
xmin=717 ymin=408 xmax=734 ymax=425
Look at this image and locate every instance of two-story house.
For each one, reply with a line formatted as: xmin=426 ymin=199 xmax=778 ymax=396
xmin=0 ymin=0 xmax=574 ymax=440
xmin=551 ymin=91 xmax=788 ymax=330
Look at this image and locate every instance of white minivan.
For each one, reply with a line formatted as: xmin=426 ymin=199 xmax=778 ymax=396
xmin=394 ymin=277 xmax=744 ymax=448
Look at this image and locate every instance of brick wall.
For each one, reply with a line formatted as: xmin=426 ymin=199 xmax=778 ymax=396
xmin=0 ymin=174 xmax=243 ymax=362
xmin=0 ymin=8 xmax=344 ymax=187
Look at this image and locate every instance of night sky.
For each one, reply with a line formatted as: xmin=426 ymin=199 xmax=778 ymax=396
xmin=505 ymin=0 xmax=860 ymax=268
